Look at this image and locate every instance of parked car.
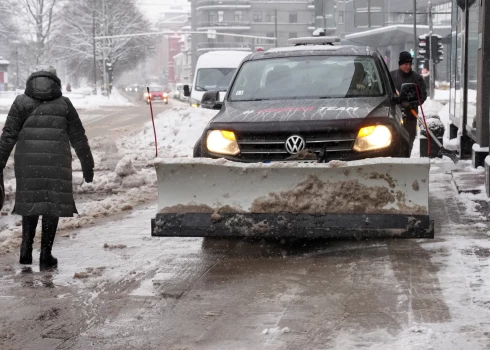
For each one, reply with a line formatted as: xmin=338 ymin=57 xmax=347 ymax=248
xmin=174 ymin=83 xmax=183 ymax=99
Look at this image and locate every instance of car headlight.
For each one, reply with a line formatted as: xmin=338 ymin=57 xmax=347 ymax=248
xmin=206 ymin=130 xmax=240 ymax=156
xmin=190 ymin=98 xmax=200 ymax=108
xmin=353 ymin=125 xmax=392 ymax=152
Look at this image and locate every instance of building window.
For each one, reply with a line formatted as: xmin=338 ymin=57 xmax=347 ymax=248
xmin=253 ymin=13 xmax=262 ymax=22
xmin=209 ymin=12 xmax=217 ymax=23
xmin=266 ymin=32 xmax=275 ymax=38
xmin=218 ymin=11 xmax=224 ymax=23
xmin=338 ymin=11 xmax=344 ymax=24
xmin=354 ymin=0 xmax=383 ymax=27
xmin=289 ymin=32 xmax=298 ymax=39
xmin=289 ymin=13 xmax=297 ymax=23
xmin=235 ymin=11 xmax=243 ymax=22
xmin=266 ymin=11 xmax=273 ymax=22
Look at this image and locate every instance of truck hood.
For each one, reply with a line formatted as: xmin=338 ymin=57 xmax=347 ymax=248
xmin=213 ymin=97 xmax=390 ymax=123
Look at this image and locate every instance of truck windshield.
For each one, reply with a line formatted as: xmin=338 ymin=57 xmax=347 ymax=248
xmin=229 ymin=56 xmax=384 ymax=101
xmin=195 ymin=68 xmax=236 ymax=92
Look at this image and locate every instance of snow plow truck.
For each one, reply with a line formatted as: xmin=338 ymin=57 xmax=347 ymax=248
xmin=151 ymin=37 xmax=434 ymax=239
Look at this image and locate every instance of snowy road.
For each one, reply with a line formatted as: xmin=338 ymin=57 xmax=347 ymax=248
xmin=1 ymin=164 xmax=490 ymax=349
xmin=1 ymin=100 xmax=490 ymax=349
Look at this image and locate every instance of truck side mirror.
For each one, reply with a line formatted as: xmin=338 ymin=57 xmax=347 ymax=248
xmin=183 ymin=85 xmax=190 ymax=97
xmin=201 ymin=91 xmax=222 ymax=110
xmin=397 ymin=83 xmax=419 ymax=104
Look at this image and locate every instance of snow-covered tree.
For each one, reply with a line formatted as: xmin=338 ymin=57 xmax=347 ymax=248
xmin=0 ymin=3 xmax=19 ymax=42
xmin=54 ymin=0 xmax=153 ymax=82
xmin=4 ymin=0 xmax=62 ymax=64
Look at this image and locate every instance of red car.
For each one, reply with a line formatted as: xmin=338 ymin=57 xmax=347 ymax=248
xmin=144 ymin=85 xmax=169 ymax=104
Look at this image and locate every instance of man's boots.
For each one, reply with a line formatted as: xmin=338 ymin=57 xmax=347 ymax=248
xmin=19 ymin=216 xmax=38 ymax=264
xmin=39 ymin=216 xmax=59 ymax=270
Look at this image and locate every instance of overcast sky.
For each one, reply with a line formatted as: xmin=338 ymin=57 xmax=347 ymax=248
xmin=136 ymin=0 xmax=190 ymax=23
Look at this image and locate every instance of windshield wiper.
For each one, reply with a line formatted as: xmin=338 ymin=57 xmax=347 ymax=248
xmin=195 ymin=86 xmax=208 ymax=91
xmin=318 ymin=96 xmax=333 ymax=99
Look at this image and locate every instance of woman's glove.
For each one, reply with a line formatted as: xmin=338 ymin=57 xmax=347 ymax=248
xmin=83 ymin=168 xmax=94 ymax=183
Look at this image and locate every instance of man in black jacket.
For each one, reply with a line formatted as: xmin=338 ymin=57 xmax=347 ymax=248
xmin=0 ymin=65 xmax=94 ymax=270
xmin=390 ymin=51 xmax=428 ymax=152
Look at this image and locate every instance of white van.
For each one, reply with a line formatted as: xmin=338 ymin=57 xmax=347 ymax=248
xmin=185 ymin=51 xmax=251 ymax=107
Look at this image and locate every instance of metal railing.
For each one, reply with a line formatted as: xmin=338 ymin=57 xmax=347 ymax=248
xmin=197 ymin=42 xmax=252 ymax=49
xmin=197 ymin=0 xmax=250 ymax=6
xmin=197 ymin=21 xmax=252 ymax=27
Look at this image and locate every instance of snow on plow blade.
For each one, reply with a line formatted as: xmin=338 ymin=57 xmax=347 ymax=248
xmin=151 ymin=158 xmax=434 ymax=239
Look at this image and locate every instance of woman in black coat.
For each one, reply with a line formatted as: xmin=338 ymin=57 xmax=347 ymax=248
xmin=0 ymin=65 xmax=94 ymax=270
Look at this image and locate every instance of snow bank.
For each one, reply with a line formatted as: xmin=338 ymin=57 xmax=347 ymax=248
xmin=117 ymin=106 xmax=218 ymax=162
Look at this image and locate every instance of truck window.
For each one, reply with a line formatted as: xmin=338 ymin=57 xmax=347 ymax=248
xmin=195 ymin=68 xmax=237 ymax=92
xmin=229 ymin=56 xmax=385 ymax=101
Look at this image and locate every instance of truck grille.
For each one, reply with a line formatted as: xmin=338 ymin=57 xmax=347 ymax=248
xmin=236 ymin=132 xmax=356 ymax=161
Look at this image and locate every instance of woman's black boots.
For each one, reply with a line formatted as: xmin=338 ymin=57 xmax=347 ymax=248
xmin=19 ymin=216 xmax=38 ymax=264
xmin=39 ymin=216 xmax=59 ymax=270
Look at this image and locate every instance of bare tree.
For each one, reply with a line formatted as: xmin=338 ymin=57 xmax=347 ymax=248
xmin=54 ymin=0 xmax=153 ymax=83
xmin=0 ymin=3 xmax=19 ymax=42
xmin=5 ymin=0 xmax=62 ymax=64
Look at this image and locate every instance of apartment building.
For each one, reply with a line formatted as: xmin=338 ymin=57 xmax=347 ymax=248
xmin=192 ymin=0 xmax=315 ymax=55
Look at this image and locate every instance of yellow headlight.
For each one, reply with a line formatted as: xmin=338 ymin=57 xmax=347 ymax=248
xmin=357 ymin=126 xmax=376 ymax=138
xmin=207 ymin=130 xmax=240 ymax=155
xmin=191 ymin=103 xmax=199 ymax=108
xmin=353 ymin=125 xmax=392 ymax=152
xmin=220 ymin=130 xmax=236 ymax=141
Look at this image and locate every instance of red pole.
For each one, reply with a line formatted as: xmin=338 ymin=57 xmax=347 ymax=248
xmin=147 ymin=87 xmax=158 ymax=157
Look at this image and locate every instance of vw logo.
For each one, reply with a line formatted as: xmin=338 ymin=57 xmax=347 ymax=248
xmin=285 ymin=135 xmax=306 ymax=154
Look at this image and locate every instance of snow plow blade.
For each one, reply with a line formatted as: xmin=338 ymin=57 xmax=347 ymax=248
xmin=151 ymin=158 xmax=434 ymax=239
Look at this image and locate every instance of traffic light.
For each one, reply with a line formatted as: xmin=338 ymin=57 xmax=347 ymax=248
xmin=418 ymin=35 xmax=429 ymax=60
xmin=105 ymin=61 xmax=113 ymax=73
xmin=431 ymin=35 xmax=444 ymax=64
xmin=418 ymin=34 xmax=443 ymax=64
xmin=105 ymin=60 xmax=113 ymax=94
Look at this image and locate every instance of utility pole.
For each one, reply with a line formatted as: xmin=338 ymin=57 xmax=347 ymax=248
xmin=368 ymin=0 xmax=371 ymax=27
xmin=92 ymin=5 xmax=97 ymax=95
xmin=16 ymin=47 xmax=19 ymax=90
xmin=102 ymin=0 xmax=109 ymax=97
xmin=413 ymin=0 xmax=418 ymax=70
xmin=428 ymin=1 xmax=435 ymax=99
xmin=461 ymin=0 xmax=470 ymax=158
xmin=12 ymin=40 xmax=20 ymax=90
xmin=323 ymin=0 xmax=327 ymax=31
xmin=274 ymin=9 xmax=278 ymax=47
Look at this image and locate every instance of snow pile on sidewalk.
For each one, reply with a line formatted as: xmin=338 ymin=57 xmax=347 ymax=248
xmin=116 ymin=106 xmax=218 ymax=162
xmin=0 ymin=106 xmax=218 ymax=254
